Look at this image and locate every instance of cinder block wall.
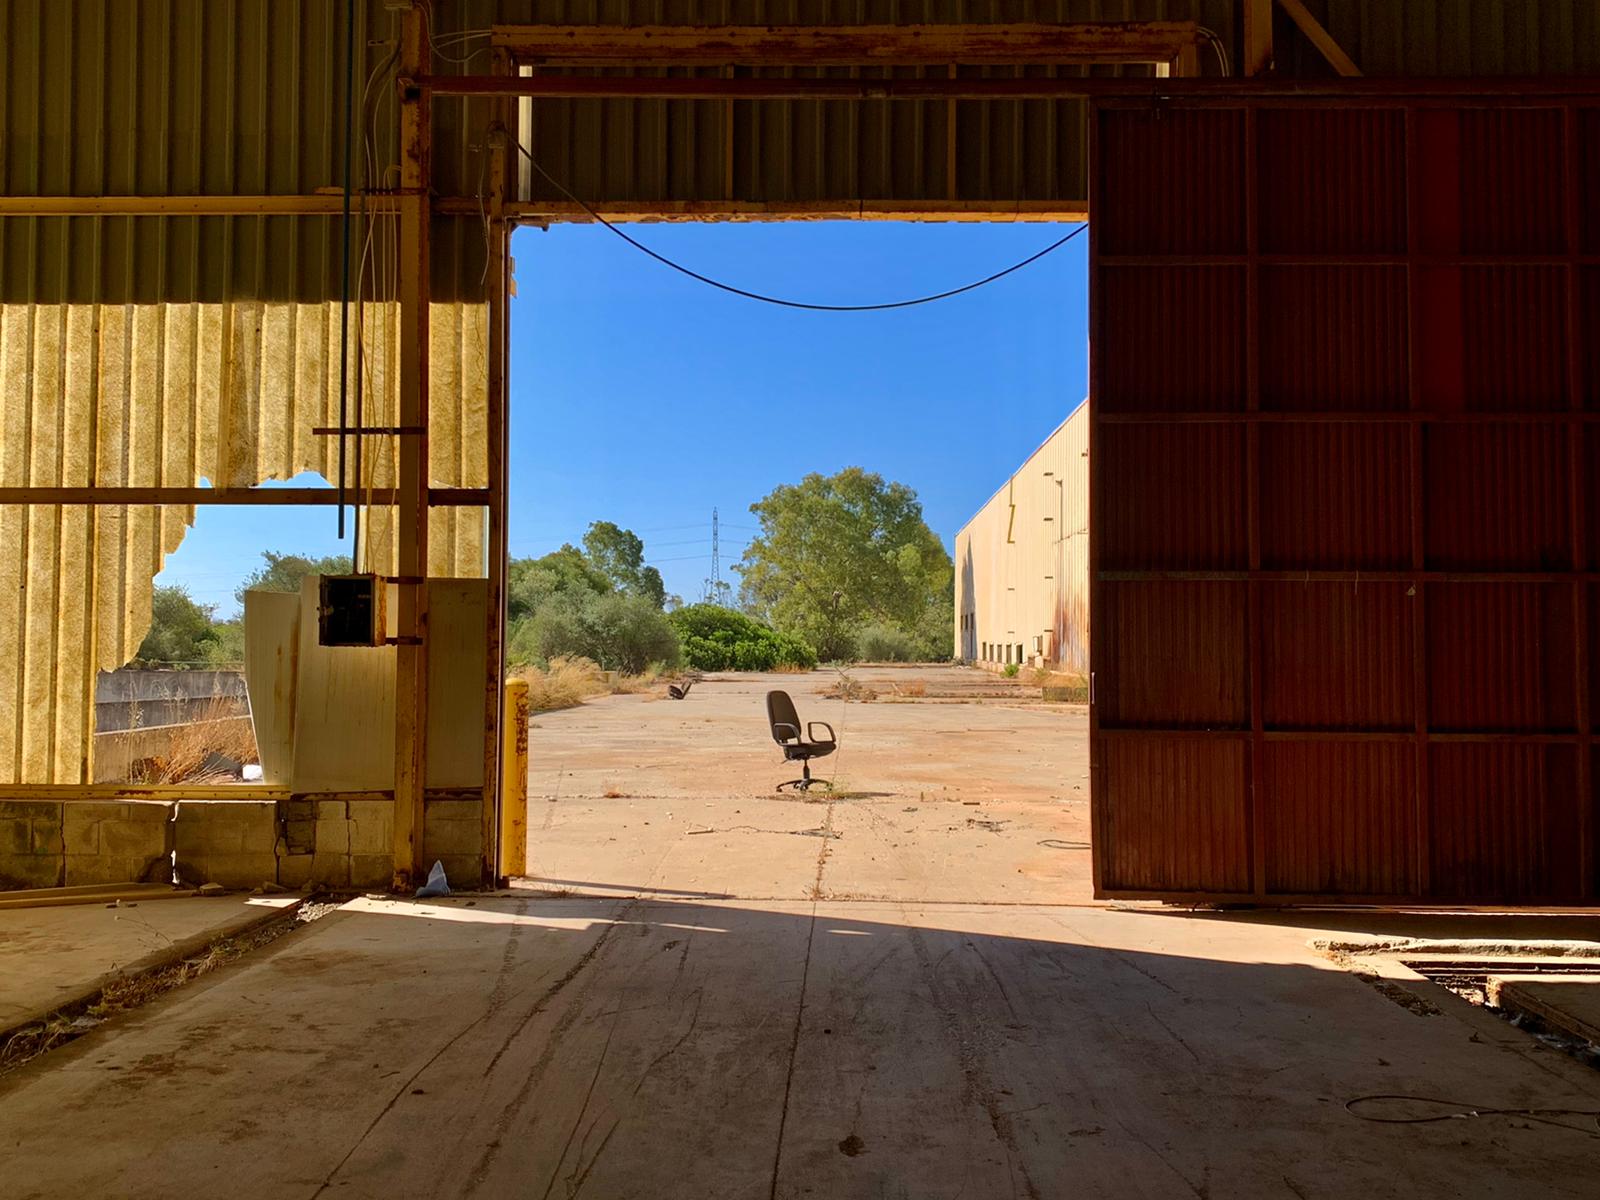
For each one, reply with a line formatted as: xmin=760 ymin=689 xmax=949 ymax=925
xmin=1 ymin=792 xmax=485 ymax=892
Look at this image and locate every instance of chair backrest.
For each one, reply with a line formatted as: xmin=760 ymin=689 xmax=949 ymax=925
xmin=766 ymin=690 xmax=802 ymax=743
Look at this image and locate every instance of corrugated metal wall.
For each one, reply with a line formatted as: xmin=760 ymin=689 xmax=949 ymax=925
xmin=954 ymin=403 xmax=1088 ymax=672
xmin=0 ymin=300 xmax=488 ymax=783
xmin=0 ymin=0 xmax=491 ymax=783
xmin=1090 ymin=94 xmax=1599 ymax=905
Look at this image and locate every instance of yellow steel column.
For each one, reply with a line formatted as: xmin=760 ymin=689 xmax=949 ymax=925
xmin=499 ymin=678 xmax=530 ymax=880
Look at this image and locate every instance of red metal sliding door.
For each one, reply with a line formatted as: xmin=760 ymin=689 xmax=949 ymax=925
xmin=1089 ymin=93 xmax=1600 ymax=905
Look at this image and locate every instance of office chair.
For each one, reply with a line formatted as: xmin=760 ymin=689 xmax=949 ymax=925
xmin=765 ymin=690 xmax=836 ymax=792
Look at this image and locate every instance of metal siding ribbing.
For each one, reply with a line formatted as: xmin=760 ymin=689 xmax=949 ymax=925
xmin=0 ymin=298 xmax=488 ymax=784
xmin=1092 ymin=95 xmax=1599 ymax=904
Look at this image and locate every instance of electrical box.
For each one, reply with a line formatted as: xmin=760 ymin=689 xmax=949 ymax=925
xmin=318 ymin=574 xmax=386 ymax=647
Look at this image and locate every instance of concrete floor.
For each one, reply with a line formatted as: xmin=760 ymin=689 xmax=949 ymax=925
xmin=3 ymin=666 xmax=1599 ymax=1198
xmin=525 ymin=666 xmax=1093 ymax=903
xmin=0 ymin=892 xmax=298 ymax=1033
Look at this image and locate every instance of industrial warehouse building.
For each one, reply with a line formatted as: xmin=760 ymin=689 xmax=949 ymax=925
xmin=5 ymin=4 xmax=1600 ymax=1196
xmin=955 ymin=403 xmax=1088 ymax=673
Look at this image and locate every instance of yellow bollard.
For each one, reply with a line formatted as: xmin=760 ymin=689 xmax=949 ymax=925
xmin=499 ymin=678 xmax=530 ymax=879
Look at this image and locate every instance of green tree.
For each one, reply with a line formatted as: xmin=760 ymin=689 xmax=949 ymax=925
xmin=510 ymin=591 xmax=681 ymax=673
xmin=583 ymin=520 xmax=666 ymax=608
xmin=235 ymin=550 xmax=354 ymax=605
xmin=737 ymin=468 xmax=953 ymax=662
xmin=507 ymin=545 xmax=612 ymax=623
xmin=135 ymin=586 xmax=225 ymax=667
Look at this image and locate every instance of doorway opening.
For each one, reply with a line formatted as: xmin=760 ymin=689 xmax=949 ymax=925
xmin=503 ymin=217 xmax=1093 ymax=903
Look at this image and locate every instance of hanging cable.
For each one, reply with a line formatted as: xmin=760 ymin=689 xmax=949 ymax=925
xmin=515 ymin=142 xmax=1085 ymax=313
xmin=336 ymin=0 xmax=356 ymax=539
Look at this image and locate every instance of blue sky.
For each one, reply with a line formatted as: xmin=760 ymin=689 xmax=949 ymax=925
xmin=157 ymin=220 xmax=1088 ymax=615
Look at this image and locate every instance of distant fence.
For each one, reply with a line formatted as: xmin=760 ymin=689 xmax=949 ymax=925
xmin=93 ymin=669 xmax=253 ymax=782
xmin=95 ymin=669 xmax=249 ymax=733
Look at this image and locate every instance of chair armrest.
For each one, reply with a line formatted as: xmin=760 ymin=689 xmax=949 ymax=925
xmin=808 ymin=721 xmax=836 ymax=744
xmin=772 ymin=721 xmax=802 ymax=743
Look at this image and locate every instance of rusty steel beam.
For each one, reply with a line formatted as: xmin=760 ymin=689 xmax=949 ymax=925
xmin=491 ymin=21 xmax=1203 ymax=66
xmin=1276 ymin=0 xmax=1362 ymax=77
xmin=509 ymin=199 xmax=1088 ymax=224
xmin=0 ymin=194 xmax=485 ymax=218
xmin=392 ymin=5 xmax=432 ymax=892
xmin=0 ymin=487 xmax=490 ymax=506
xmin=420 ymin=72 xmax=1600 ymax=102
xmin=481 ymin=49 xmax=513 ymax=888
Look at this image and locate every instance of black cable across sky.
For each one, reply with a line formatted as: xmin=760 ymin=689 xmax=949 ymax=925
xmin=516 ymin=142 xmax=1085 ymax=313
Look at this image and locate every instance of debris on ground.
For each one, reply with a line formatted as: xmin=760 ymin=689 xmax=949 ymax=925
xmin=822 ymin=673 xmax=878 ymax=703
xmin=415 ymin=861 xmax=451 ymax=899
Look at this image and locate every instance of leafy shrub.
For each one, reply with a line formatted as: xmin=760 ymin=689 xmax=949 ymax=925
xmin=1003 ymin=662 xmax=1020 ymax=678
xmin=854 ymin=622 xmax=920 ymax=662
xmin=668 ymin=604 xmax=817 ymax=671
xmin=508 ymin=591 xmax=681 ymax=674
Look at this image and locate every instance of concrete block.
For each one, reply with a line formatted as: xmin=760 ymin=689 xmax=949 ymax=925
xmin=423 ymin=820 xmax=481 ymax=863
xmin=284 ymin=818 xmax=316 ymax=853
xmin=63 ymin=803 xmax=116 ymax=855
xmin=423 ymin=798 xmax=483 ymax=861
xmin=180 ymin=852 xmax=279 ymax=890
xmin=315 ymin=800 xmax=348 ymax=821
xmin=307 ymin=854 xmax=352 ymax=888
xmin=314 ymin=818 xmax=351 ymax=855
xmin=277 ymin=854 xmax=315 ymax=890
xmin=174 ymin=802 xmax=280 ymax=887
xmin=349 ymin=855 xmax=391 ymax=890
xmin=0 ymin=819 xmax=30 ymax=856
xmin=346 ymin=800 xmax=393 ymax=856
xmin=59 ymin=801 xmax=172 ymax=886
xmin=428 ymin=856 xmax=480 ymax=891
xmin=0 ymin=802 xmax=65 ymax=890
xmin=99 ymin=804 xmax=172 ymax=857
xmin=64 ymin=852 xmax=169 ymax=887
xmin=0 ymin=800 xmax=57 ymax=821
xmin=30 ymin=809 xmax=64 ymax=853
xmin=0 ymin=851 xmax=63 ymax=890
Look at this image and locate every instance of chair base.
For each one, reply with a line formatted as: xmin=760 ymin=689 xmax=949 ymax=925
xmin=775 ymin=761 xmax=832 ymax=793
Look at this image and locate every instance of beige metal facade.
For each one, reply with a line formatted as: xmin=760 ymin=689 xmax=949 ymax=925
xmin=954 ymin=403 xmax=1087 ymax=673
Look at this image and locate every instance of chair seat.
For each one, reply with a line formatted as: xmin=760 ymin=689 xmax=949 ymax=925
xmin=783 ymin=741 xmax=836 ymax=762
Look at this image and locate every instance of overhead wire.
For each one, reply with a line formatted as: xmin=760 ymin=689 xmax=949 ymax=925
xmin=515 ymin=142 xmax=1085 ymax=313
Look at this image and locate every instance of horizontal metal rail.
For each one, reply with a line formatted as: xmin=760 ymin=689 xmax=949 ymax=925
xmin=0 ymin=486 xmax=491 ymax=507
xmin=490 ymin=21 xmax=1203 ymax=66
xmin=418 ymin=73 xmax=1600 ymax=102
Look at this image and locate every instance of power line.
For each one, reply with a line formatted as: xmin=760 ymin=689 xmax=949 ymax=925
xmin=516 ymin=142 xmax=1086 ymax=313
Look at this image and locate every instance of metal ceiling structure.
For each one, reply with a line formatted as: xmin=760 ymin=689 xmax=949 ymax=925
xmin=3 ymin=0 xmax=1598 ymax=896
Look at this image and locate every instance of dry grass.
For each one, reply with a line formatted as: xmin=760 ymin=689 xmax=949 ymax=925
xmin=516 ymin=655 xmax=611 ymax=713
xmin=890 ymin=679 xmax=927 ymax=698
xmin=821 ymin=672 xmax=879 ymax=703
xmin=515 ymin=656 xmax=685 ymax=713
xmin=767 ymin=661 xmax=815 ymax=675
xmin=1033 ymin=669 xmax=1090 ymax=701
xmin=129 ymin=695 xmax=259 ymax=785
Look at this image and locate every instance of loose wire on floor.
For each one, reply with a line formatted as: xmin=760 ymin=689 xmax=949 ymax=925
xmin=1345 ymin=1094 xmax=1600 ymax=1137
xmin=516 ymin=142 xmax=1086 ymax=312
